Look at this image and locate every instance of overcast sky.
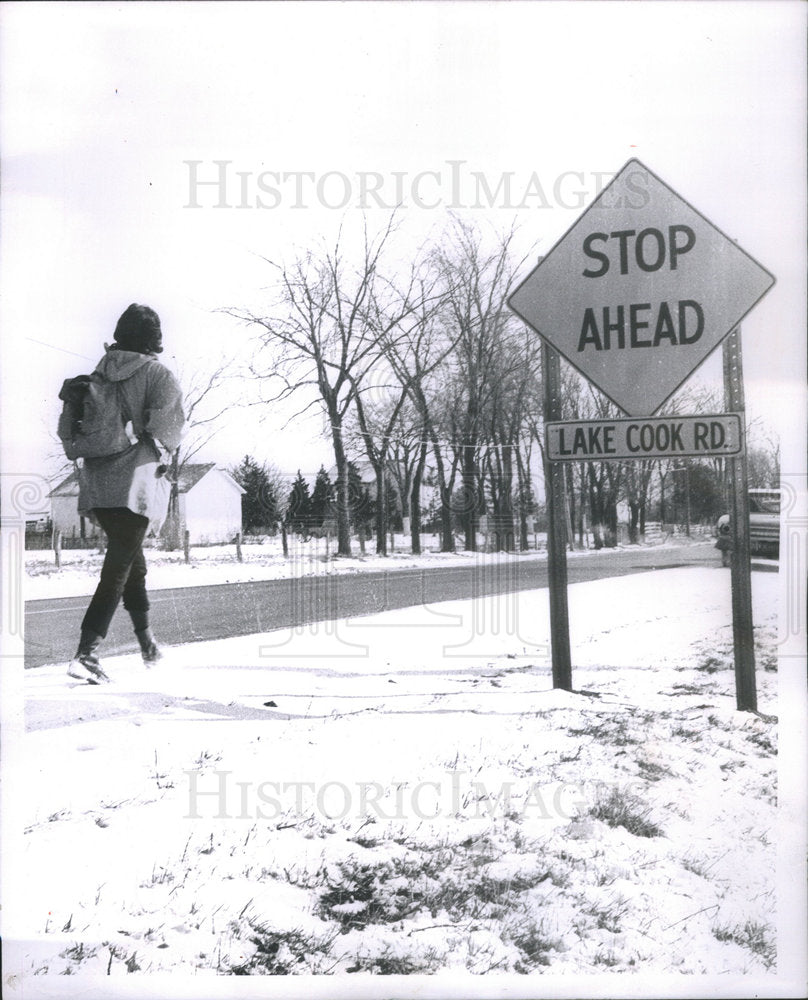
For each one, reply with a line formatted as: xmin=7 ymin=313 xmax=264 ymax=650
xmin=1 ymin=1 xmax=805 ymax=489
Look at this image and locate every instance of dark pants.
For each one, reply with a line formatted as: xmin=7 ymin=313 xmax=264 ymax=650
xmin=82 ymin=508 xmax=151 ymax=638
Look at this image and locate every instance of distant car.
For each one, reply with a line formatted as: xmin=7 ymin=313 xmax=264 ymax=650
xmin=716 ymin=488 xmax=780 ymax=562
xmin=748 ymin=488 xmax=781 ymax=558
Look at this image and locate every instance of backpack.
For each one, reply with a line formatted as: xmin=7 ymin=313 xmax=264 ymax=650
xmin=57 ymin=371 xmax=135 ymax=460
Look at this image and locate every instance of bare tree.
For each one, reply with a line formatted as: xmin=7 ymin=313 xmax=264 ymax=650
xmin=224 ymin=216 xmax=423 ymax=556
xmin=346 ymin=272 xmax=443 ymax=555
xmin=383 ymin=402 xmax=430 ymax=554
xmin=652 ymin=380 xmax=725 ymax=533
xmin=349 ymin=276 xmax=462 ymax=554
xmin=174 ymin=357 xmax=241 ymax=467
xmin=478 ymin=320 xmax=544 ymax=551
xmin=163 ymin=355 xmax=240 ymax=548
xmin=431 ymin=217 xmax=530 ymax=551
xmin=384 ymin=299 xmax=460 ymax=553
xmin=746 ymin=437 xmax=780 ymax=489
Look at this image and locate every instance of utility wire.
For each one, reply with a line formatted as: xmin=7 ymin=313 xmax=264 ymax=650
xmin=26 ymin=337 xmax=95 ymax=362
xmin=328 ymin=422 xmax=541 ymax=452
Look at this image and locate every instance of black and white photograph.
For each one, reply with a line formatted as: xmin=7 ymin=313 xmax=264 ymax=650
xmin=1 ymin=2 xmax=806 ymax=998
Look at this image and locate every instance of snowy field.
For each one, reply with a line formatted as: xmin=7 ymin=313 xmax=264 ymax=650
xmin=23 ymin=529 xmax=705 ymax=602
xmin=25 ymin=533 xmax=546 ymax=600
xmin=6 ymin=551 xmax=806 ymax=999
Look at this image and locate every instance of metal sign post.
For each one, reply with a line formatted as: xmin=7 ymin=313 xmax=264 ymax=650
xmin=542 ymin=340 xmax=572 ymax=691
xmin=723 ymin=328 xmax=757 ymax=712
xmin=508 ymin=161 xmax=774 ymax=709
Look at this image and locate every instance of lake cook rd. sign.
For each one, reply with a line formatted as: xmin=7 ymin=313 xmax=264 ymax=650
xmin=546 ymin=413 xmax=743 ymax=462
xmin=507 ymin=159 xmax=775 ymax=416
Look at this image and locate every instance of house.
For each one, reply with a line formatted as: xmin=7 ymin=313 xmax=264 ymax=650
xmin=50 ymin=472 xmax=102 ymax=540
xmin=49 ymin=463 xmax=245 ymax=545
xmin=168 ymin=463 xmax=244 ymax=544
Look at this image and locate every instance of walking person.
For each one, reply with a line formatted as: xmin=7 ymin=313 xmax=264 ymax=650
xmin=67 ymin=304 xmax=185 ymax=683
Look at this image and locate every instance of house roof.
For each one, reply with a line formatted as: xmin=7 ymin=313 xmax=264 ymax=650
xmin=49 ymin=463 xmax=244 ymax=497
xmin=176 ymin=462 xmax=217 ymax=492
xmin=49 ymin=471 xmax=80 ymax=496
xmin=177 ymin=463 xmax=245 ymax=494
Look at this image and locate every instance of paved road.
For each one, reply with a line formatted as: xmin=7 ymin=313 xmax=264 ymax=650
xmin=23 ymin=544 xmax=727 ymax=668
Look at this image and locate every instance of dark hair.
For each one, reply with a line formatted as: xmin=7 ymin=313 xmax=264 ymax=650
xmin=113 ymin=303 xmax=163 ymax=354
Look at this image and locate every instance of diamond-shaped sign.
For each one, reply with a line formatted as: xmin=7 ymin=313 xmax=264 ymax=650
xmin=508 ymin=159 xmax=775 ymax=416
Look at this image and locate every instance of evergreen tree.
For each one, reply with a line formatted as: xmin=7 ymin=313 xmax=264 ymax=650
xmin=229 ymin=455 xmax=278 ymax=533
xmin=287 ymin=470 xmax=312 ymax=535
xmin=346 ymin=462 xmax=375 ymax=533
xmin=385 ymin=478 xmax=402 ymax=533
xmin=309 ymin=466 xmax=334 ymax=529
xmin=672 ymin=461 xmax=723 ymax=523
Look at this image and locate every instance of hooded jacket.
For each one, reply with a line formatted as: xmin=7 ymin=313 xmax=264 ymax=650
xmin=77 ymin=348 xmax=185 ymax=532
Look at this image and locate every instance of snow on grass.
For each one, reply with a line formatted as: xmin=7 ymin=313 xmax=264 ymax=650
xmin=24 ymin=534 xmax=514 ymax=600
xmin=9 ymin=565 xmax=795 ymax=995
xmin=23 ymin=529 xmax=716 ymax=601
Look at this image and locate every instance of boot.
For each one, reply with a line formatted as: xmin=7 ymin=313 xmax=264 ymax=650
xmin=135 ymin=627 xmax=163 ymax=666
xmin=67 ymin=629 xmax=110 ymax=684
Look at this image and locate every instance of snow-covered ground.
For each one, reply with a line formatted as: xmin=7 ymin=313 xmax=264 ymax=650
xmin=23 ymin=529 xmax=709 ymax=601
xmin=5 ymin=554 xmax=807 ymax=998
xmin=25 ymin=533 xmax=546 ymax=600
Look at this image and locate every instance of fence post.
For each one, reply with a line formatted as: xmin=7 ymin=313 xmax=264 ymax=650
xmin=281 ymin=523 xmax=289 ymax=558
xmin=54 ymin=529 xmax=62 ymax=569
xmin=183 ymin=529 xmax=190 ymax=564
xmin=235 ymin=532 xmax=243 ymax=562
